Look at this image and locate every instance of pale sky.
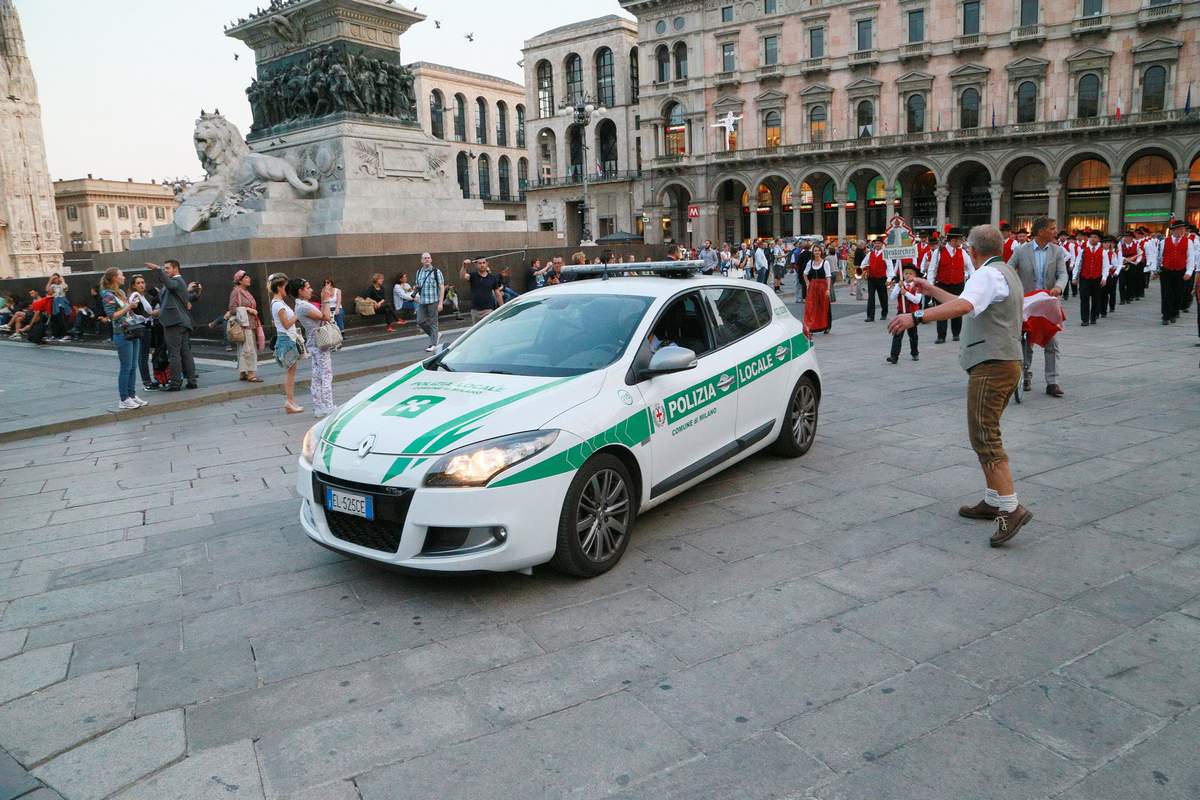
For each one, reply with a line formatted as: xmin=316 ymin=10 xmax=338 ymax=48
xmin=18 ymin=0 xmax=632 ymax=182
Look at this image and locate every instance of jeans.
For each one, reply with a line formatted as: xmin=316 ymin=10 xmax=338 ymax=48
xmin=334 ymin=309 xmax=345 ymax=331
xmin=113 ymin=333 xmax=141 ymax=401
xmin=163 ymin=325 xmax=196 ymax=386
xmin=415 ymin=302 xmax=439 ymax=346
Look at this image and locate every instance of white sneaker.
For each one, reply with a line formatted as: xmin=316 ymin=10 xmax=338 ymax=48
xmin=117 ymin=398 xmax=137 ymax=410
xmin=131 ymin=396 xmax=149 ymax=407
xmin=424 ymin=345 xmax=436 ymax=352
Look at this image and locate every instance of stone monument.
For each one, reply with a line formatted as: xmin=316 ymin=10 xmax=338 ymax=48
xmin=0 ymin=0 xmax=63 ymax=277
xmin=130 ymin=0 xmax=539 ymax=265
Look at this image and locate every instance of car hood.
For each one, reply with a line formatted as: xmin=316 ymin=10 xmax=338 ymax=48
xmin=319 ymin=364 xmax=604 ymax=463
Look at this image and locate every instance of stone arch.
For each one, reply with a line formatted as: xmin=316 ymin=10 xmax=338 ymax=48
xmin=836 ymin=160 xmax=891 ymax=193
xmin=659 ymin=96 xmax=688 ymax=117
xmin=946 ymin=159 xmax=994 ymax=229
xmin=1000 ymin=155 xmax=1053 ymax=231
xmin=712 ymin=175 xmax=752 ymax=244
xmin=1118 ymin=142 xmax=1179 ymax=175
xmin=886 ymin=158 xmax=943 ymax=188
xmin=710 ymin=172 xmax=756 ymax=200
xmin=943 ymin=152 xmax=998 ymax=181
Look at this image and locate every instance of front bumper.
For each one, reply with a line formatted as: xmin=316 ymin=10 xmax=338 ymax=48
xmin=296 ymin=456 xmax=572 ymax=573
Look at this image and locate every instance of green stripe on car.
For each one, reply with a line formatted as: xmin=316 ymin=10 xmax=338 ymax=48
xmin=491 ymin=408 xmax=653 ymax=487
xmin=321 ymin=363 xmax=424 ymax=471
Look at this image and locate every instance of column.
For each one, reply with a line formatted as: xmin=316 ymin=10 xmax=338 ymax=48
xmin=792 ymin=201 xmax=802 ymax=237
xmin=694 ymin=201 xmax=718 ymax=244
xmin=836 ymin=190 xmax=848 ymax=239
xmin=935 ymin=184 xmax=949 ymax=233
xmin=855 ymin=180 xmax=867 ymax=239
xmin=989 ymin=181 xmax=1003 ymax=227
xmin=749 ymin=205 xmax=759 ymax=241
xmin=772 ymin=199 xmax=782 ymax=239
xmin=1045 ymin=178 xmax=1062 ymax=223
xmin=1107 ymin=175 xmax=1123 ymax=234
xmin=644 ymin=204 xmax=663 ymax=245
xmin=901 ymin=187 xmax=913 ymax=220
xmin=884 ymin=186 xmax=896 ymax=223
xmin=1175 ymin=175 xmax=1190 ymax=220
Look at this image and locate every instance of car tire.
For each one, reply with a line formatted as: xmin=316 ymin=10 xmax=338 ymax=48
xmin=550 ymin=454 xmax=636 ymax=577
xmin=770 ymin=374 xmax=819 ymax=458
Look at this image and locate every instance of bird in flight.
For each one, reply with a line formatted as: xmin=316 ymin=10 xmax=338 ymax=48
xmin=234 ymin=53 xmax=240 ymax=60
xmin=465 ymin=32 xmax=475 ymax=42
xmin=516 ymin=59 xmax=524 ymax=68
xmin=434 ymin=20 xmax=441 ymax=28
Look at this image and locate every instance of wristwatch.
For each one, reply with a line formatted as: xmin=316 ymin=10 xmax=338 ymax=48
xmin=913 ymin=309 xmax=926 ymax=324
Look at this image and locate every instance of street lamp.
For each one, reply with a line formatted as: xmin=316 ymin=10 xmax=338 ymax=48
xmin=559 ymin=94 xmax=605 ymax=244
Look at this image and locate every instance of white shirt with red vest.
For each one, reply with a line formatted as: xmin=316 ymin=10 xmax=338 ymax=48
xmin=928 ymin=245 xmax=975 ymax=285
xmin=1073 ymin=242 xmax=1107 ymax=281
xmin=1160 ymin=233 xmax=1197 ymax=277
xmin=915 ymin=242 xmax=933 ymax=275
xmin=890 ymin=281 xmax=924 ymax=315
xmin=866 ymin=249 xmax=889 ymax=279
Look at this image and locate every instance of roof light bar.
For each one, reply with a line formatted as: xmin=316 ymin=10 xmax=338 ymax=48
xmin=561 ymin=260 xmax=706 ymax=279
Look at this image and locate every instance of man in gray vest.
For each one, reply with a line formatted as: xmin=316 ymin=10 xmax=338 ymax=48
xmin=888 ymin=225 xmax=1031 ymax=546
xmin=1008 ymin=216 xmax=1069 ymax=397
xmin=145 ymin=260 xmax=197 ymax=391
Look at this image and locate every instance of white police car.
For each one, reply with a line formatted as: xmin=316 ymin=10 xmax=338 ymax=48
xmin=298 ymin=261 xmax=822 ymax=576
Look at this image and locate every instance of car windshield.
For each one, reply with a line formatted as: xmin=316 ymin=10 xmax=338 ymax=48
xmin=436 ymin=293 xmax=654 ymax=377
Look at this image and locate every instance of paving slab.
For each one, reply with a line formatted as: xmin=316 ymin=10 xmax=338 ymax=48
xmin=519 ymin=587 xmax=684 ymax=652
xmin=1069 ymin=573 xmax=1199 ymax=627
xmin=112 ymin=740 xmax=264 ymax=800
xmin=812 ymin=542 xmax=973 ymax=601
xmin=0 ymin=748 xmax=40 ymax=800
xmin=684 ymin=508 xmax=836 ymax=560
xmin=32 ymin=710 xmax=186 ymax=800
xmin=68 ymin=622 xmax=181 ymax=678
xmin=0 ymin=630 xmax=27 ymax=661
xmin=136 ymin=641 xmax=258 ymax=715
xmin=0 ymin=569 xmax=180 ymax=629
xmin=650 ymin=543 xmax=840 ymax=611
xmin=0 ymin=643 xmax=71 ymax=705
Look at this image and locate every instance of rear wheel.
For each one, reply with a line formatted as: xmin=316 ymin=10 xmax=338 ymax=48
xmin=550 ymin=454 xmax=636 ymax=577
xmin=770 ymin=375 xmax=819 ymax=457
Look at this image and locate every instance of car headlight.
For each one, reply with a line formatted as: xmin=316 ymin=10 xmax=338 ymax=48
xmin=301 ymin=421 xmax=325 ymax=465
xmin=424 ymin=430 xmax=559 ymax=487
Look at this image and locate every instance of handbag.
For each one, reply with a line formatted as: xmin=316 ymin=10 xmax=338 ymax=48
xmin=355 ymin=297 xmax=376 ymax=316
xmin=227 ymin=317 xmax=246 ymax=344
xmin=315 ymin=321 xmax=343 ymax=351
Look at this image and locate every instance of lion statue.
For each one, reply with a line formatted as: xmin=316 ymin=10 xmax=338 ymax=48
xmin=174 ymin=110 xmax=319 ymax=232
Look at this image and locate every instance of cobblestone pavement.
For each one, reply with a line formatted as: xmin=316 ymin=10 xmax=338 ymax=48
xmin=0 ymin=286 xmax=1197 ymax=800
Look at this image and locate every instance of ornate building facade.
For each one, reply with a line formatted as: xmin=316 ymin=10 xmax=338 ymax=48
xmin=0 ymin=0 xmax=62 ymax=277
xmin=613 ymin=0 xmax=1200 ymax=247
xmin=522 ymin=16 xmax=648 ymax=243
xmin=410 ymin=61 xmax=528 ymax=221
xmin=53 ymin=177 xmax=178 ymax=254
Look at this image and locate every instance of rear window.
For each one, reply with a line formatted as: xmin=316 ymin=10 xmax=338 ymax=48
xmin=747 ymin=290 xmax=772 ymax=325
xmin=703 ymin=287 xmax=760 ymax=347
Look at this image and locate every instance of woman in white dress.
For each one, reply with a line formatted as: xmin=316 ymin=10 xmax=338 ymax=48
xmin=289 ymin=277 xmax=336 ymax=418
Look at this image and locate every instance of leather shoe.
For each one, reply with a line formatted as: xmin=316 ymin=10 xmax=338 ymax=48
xmin=185 ymin=382 xmax=198 ymax=390
xmin=959 ymin=499 xmax=1000 ymax=520
xmin=163 ymin=384 xmax=182 ymax=392
xmin=1046 ymin=384 xmax=1064 ymax=398
xmin=990 ymin=505 xmax=1033 ymax=547
xmin=934 ymin=337 xmax=946 ymax=344
xmin=886 ymin=356 xmax=898 ymax=364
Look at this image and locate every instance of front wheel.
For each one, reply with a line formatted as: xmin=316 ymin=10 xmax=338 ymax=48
xmin=550 ymin=454 xmax=636 ymax=577
xmin=771 ymin=375 xmax=819 ymax=457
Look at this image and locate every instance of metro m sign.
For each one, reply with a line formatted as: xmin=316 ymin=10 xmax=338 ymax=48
xmin=687 ymin=204 xmax=700 ymax=219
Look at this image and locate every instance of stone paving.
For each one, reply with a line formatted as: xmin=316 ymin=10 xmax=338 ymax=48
xmin=0 ymin=284 xmax=1197 ymax=799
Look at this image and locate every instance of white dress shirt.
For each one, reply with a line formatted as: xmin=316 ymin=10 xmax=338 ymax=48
xmin=958 ymin=258 xmax=1011 ymax=317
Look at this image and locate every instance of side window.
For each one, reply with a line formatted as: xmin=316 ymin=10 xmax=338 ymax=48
xmin=747 ymin=290 xmax=772 ymax=327
xmin=652 ymin=291 xmax=713 ymax=357
xmin=703 ymin=287 xmax=759 ymax=346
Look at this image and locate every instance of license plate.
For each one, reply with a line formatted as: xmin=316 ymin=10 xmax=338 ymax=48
xmin=325 ymin=487 xmax=374 ymax=520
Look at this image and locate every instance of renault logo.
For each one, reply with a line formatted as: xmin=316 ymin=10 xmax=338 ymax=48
xmin=357 ymin=435 xmax=376 ymax=458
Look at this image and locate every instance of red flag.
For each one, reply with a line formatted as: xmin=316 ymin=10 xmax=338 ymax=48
xmin=1023 ymin=291 xmax=1066 ymax=347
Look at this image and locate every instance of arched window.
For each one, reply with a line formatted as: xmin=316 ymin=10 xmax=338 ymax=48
xmin=856 ymin=100 xmax=874 ymax=137
xmin=478 ymin=154 xmax=491 ymax=200
xmin=536 ymin=61 xmax=554 ymax=117
xmin=516 ymin=105 xmax=526 ymax=147
xmin=1016 ymin=81 xmax=1038 ymax=123
xmin=430 ymin=90 xmax=445 ymax=139
xmin=565 ymin=53 xmax=583 ymax=102
xmin=475 ymin=97 xmax=488 ymax=144
xmin=595 ymin=47 xmax=614 ymax=108
xmin=630 ymin=47 xmax=640 ymax=103
xmin=673 ymin=42 xmax=688 ymax=80
xmin=1077 ymin=73 xmax=1100 ymax=119
xmin=597 ymin=119 xmax=618 ymax=174
xmin=808 ymin=104 xmax=827 ymax=142
xmin=456 ymin=151 xmax=470 ymax=198
xmin=906 ymin=93 xmax=926 ymax=133
xmin=763 ymin=110 xmax=782 ymax=148
xmin=1142 ymin=65 xmax=1166 ymax=112
xmin=453 ymin=94 xmax=466 ymax=141
xmin=655 ymin=46 xmax=670 ymax=84
xmin=496 ymin=101 xmax=508 ymax=147
xmin=517 ymin=157 xmax=529 ymax=199
xmin=960 ymin=87 xmax=980 ymax=129
xmin=664 ymin=102 xmax=686 ymax=156
xmin=498 ymin=156 xmax=511 ymax=200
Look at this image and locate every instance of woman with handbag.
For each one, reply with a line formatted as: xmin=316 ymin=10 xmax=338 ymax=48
xmin=228 ymin=270 xmax=263 ymax=383
xmin=99 ymin=268 xmax=148 ymax=411
xmin=289 ymin=277 xmax=337 ymax=418
xmin=270 ymin=273 xmax=305 ymax=415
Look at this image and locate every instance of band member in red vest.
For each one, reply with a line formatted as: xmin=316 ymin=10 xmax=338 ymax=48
xmin=1002 ymin=227 xmax=1027 ymax=262
xmin=927 ymin=228 xmax=975 ymax=343
xmin=1160 ymin=219 xmax=1197 ymax=324
xmin=1072 ymin=230 xmax=1106 ymax=326
xmin=863 ymin=239 xmax=890 ymax=323
xmin=915 ymin=230 xmax=934 ymax=276
xmin=1000 ymin=222 xmax=1013 ymax=261
xmin=887 ymin=262 xmax=924 ymax=363
xmin=1057 ymin=231 xmax=1076 ymax=298
xmin=1117 ymin=230 xmax=1143 ymax=305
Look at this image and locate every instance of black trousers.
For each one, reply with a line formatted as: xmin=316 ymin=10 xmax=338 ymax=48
xmin=1105 ymin=275 xmax=1118 ymax=313
xmin=1118 ymin=266 xmax=1139 ymax=304
xmin=933 ymin=282 xmax=965 ymax=340
xmin=891 ymin=328 xmax=919 ymax=359
xmin=1079 ymin=278 xmax=1103 ymax=323
xmin=1182 ymin=276 xmax=1195 ymax=311
xmin=163 ymin=325 xmax=197 ymax=386
xmin=1160 ymin=270 xmax=1184 ymax=321
xmin=865 ymin=276 xmax=888 ymax=320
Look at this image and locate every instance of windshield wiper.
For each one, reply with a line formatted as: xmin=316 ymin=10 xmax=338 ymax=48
xmin=436 ymin=361 xmax=455 ymax=371
xmin=486 ymin=369 xmax=514 ymax=375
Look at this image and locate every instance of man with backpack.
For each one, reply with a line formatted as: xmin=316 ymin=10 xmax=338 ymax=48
xmin=145 ymin=260 xmax=198 ymax=390
xmin=414 ymin=252 xmax=446 ymax=353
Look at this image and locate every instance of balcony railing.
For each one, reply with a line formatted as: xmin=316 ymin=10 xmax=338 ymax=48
xmin=954 ymin=32 xmax=986 ymax=52
xmin=1011 ymin=22 xmax=1046 ymax=42
xmin=526 ymin=169 xmax=643 ymax=190
xmin=1138 ymin=1 xmax=1182 ymax=24
xmin=715 ymin=70 xmax=739 ymax=87
xmin=1071 ymin=13 xmax=1111 ymax=34
xmin=800 ymin=56 xmax=830 ymax=73
xmin=644 ymin=110 xmax=1195 ymax=170
xmin=900 ymin=41 xmax=930 ymax=60
xmin=757 ymin=63 xmax=783 ymax=80
xmin=849 ymin=49 xmax=877 ymax=65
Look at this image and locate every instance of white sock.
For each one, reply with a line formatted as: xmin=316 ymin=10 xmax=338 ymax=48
xmin=985 ymin=488 xmax=1000 ymax=506
xmin=996 ymin=493 xmax=1018 ymax=513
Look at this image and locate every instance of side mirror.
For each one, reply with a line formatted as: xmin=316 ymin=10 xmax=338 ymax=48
xmin=643 ymin=345 xmax=698 ymax=377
